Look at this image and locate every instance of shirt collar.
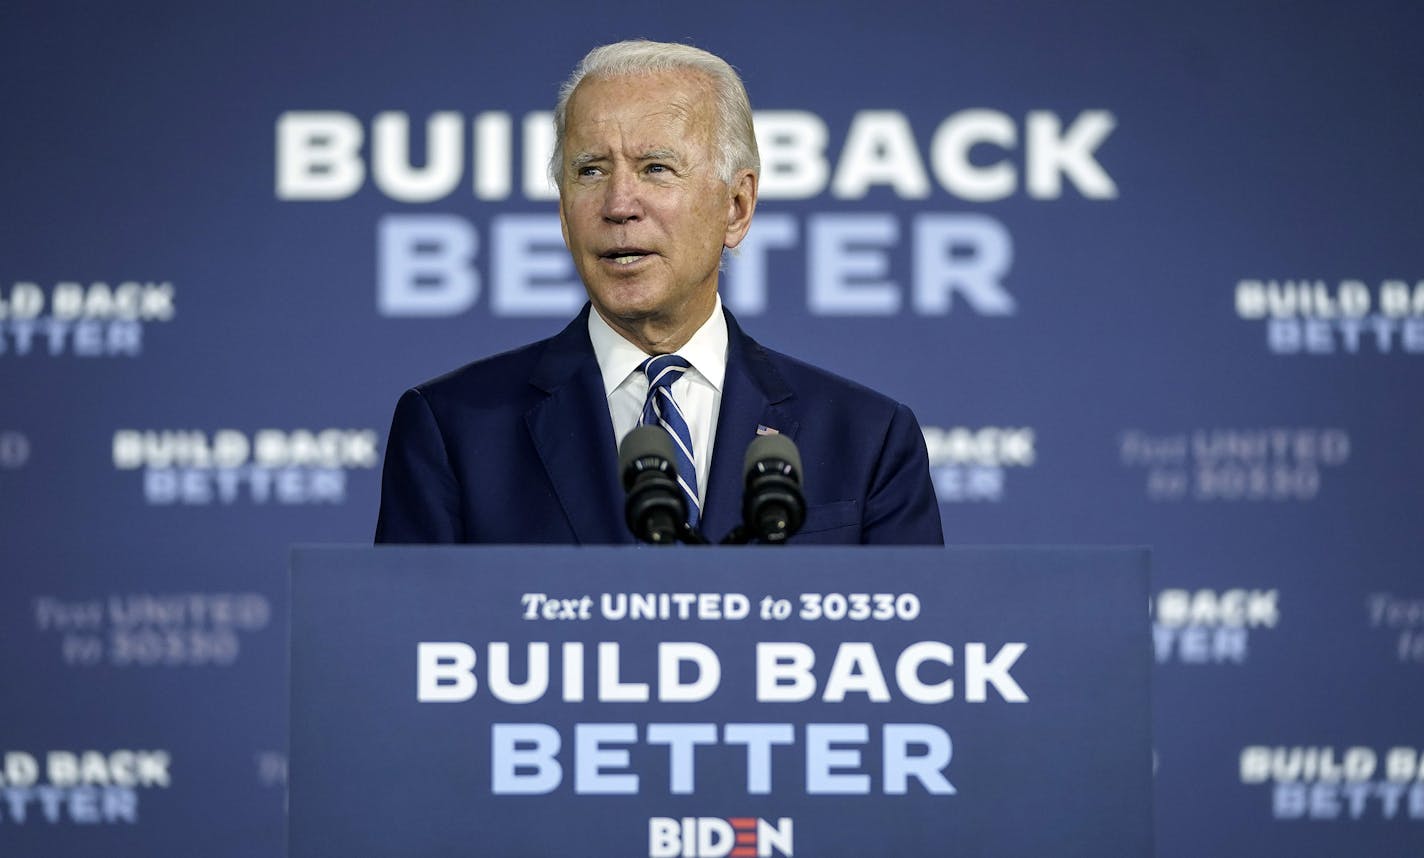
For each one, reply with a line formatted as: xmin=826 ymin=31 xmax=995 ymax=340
xmin=588 ymin=295 xmax=728 ymax=397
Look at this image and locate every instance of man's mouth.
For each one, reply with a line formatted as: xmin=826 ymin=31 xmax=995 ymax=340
xmin=600 ymin=248 xmax=652 ymax=265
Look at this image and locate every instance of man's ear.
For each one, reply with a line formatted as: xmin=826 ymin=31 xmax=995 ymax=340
xmin=723 ymin=169 xmax=758 ymax=250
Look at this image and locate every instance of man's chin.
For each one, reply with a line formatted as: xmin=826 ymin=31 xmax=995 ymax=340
xmin=590 ymin=295 xmax=661 ymax=327
xmin=589 ymin=284 xmax=666 ymax=319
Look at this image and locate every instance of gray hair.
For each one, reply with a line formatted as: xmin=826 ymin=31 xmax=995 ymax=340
xmin=549 ymin=39 xmax=760 ymax=189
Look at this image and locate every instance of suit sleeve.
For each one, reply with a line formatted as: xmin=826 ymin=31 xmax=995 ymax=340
xmin=862 ymin=402 xmax=945 ymax=545
xmin=374 ymin=388 xmax=464 ymax=544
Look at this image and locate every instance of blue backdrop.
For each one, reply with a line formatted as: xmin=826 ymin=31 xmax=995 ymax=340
xmin=2 ymin=2 xmax=1422 ymax=855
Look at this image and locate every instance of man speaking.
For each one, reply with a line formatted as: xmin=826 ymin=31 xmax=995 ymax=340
xmin=375 ymin=40 xmax=942 ymax=545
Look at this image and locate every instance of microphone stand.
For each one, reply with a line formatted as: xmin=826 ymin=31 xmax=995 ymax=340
xmin=676 ymin=522 xmax=709 ymax=545
xmin=667 ymin=521 xmax=795 ymax=546
xmin=719 ymin=526 xmax=751 ymax=545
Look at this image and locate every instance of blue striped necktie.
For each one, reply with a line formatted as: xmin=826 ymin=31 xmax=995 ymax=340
xmin=639 ymin=354 xmax=699 ymax=528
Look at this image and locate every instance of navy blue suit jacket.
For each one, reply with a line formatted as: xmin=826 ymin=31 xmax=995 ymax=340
xmin=375 ymin=306 xmax=943 ymax=545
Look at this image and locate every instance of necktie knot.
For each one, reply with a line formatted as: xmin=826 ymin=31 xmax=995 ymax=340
xmin=641 ymin=354 xmax=691 ymax=393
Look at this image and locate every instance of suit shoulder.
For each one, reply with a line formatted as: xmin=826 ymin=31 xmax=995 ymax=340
xmin=754 ymin=342 xmax=909 ymax=417
xmin=407 ymin=338 xmax=550 ymax=407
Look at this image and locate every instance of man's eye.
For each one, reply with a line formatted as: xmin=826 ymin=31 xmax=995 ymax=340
xmin=646 ymin=164 xmax=669 ymax=173
xmin=577 ymin=166 xmax=601 ymax=177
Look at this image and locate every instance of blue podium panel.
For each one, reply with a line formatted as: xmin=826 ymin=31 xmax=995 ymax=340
xmin=289 ymin=546 xmax=1151 ymax=857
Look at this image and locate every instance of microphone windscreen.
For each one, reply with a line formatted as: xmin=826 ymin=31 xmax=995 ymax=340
xmin=742 ymin=433 xmax=802 ymax=483
xmin=620 ymin=425 xmax=678 ymax=479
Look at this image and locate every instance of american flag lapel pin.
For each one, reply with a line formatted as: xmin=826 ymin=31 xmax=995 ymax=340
xmin=755 ymin=424 xmax=779 ymax=436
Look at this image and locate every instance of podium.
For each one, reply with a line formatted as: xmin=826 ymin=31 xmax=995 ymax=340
xmin=290 ymin=546 xmax=1151 ymax=857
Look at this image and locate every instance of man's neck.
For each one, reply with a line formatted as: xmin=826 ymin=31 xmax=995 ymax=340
xmin=595 ymin=294 xmax=717 ymax=355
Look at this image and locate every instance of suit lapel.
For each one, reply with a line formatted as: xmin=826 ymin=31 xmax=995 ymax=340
xmin=524 ymin=307 xmax=631 ymax=544
xmin=701 ymin=311 xmax=799 ymax=543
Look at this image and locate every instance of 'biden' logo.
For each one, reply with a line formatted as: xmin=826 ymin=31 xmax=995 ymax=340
xmin=649 ymin=817 xmax=792 ymax=857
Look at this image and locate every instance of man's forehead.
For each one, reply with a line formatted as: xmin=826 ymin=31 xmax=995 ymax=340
xmin=567 ymin=69 xmax=715 ymax=127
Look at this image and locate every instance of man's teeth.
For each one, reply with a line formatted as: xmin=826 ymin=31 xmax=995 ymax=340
xmin=611 ymin=254 xmax=644 ymax=264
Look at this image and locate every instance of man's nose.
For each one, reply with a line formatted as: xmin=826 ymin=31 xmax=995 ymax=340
xmin=601 ymin=169 xmax=642 ymax=223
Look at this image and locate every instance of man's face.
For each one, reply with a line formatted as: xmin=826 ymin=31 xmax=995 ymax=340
xmin=558 ymin=70 xmax=755 ymax=349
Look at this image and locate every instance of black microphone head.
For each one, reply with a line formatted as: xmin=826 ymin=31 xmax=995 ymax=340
xmin=743 ymin=433 xmax=802 ymax=486
xmin=619 ymin=425 xmax=687 ymax=544
xmin=742 ymin=433 xmax=805 ymax=544
xmin=620 ymin=425 xmax=678 ymax=489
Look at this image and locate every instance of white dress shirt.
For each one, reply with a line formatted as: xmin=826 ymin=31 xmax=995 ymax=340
xmin=588 ymin=296 xmax=728 ymax=506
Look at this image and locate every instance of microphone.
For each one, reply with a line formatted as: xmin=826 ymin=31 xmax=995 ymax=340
xmin=619 ymin=425 xmax=687 ymax=545
xmin=741 ymin=434 xmax=805 ymax=544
